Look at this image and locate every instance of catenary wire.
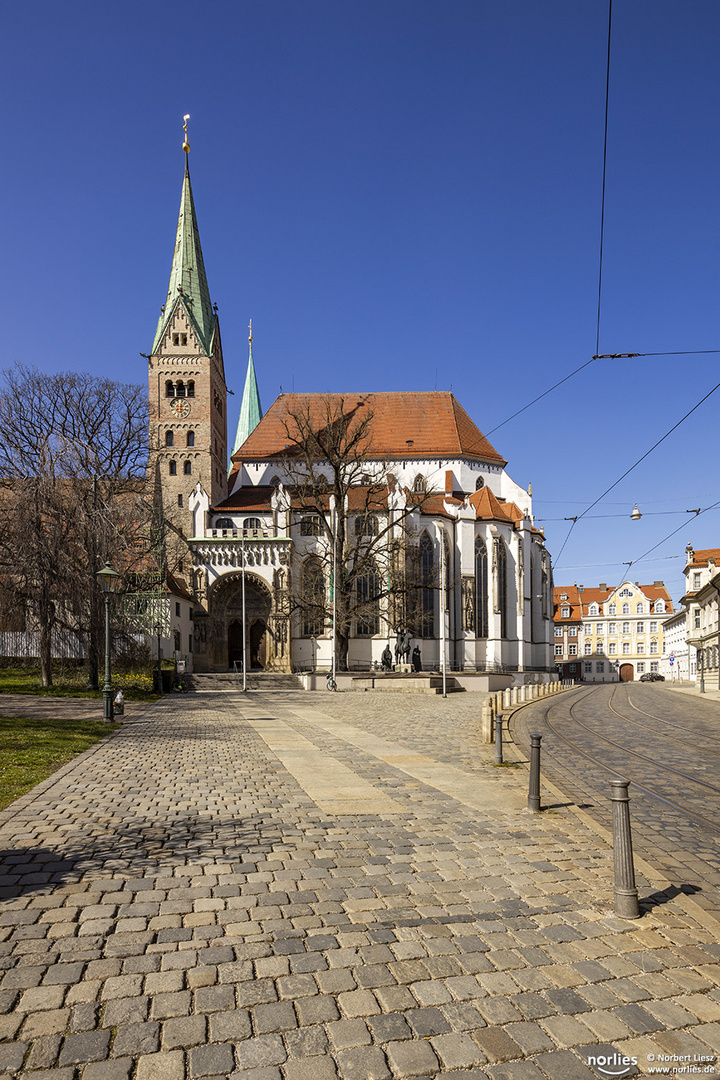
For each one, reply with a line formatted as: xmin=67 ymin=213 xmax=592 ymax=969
xmin=553 ymin=377 xmax=720 ymax=565
xmin=595 ymin=0 xmax=613 ymax=357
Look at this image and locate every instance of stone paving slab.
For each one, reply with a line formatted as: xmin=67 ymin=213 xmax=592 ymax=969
xmin=0 ymin=689 xmax=720 ymax=1079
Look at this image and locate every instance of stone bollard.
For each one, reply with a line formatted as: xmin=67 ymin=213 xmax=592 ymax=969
xmin=494 ymin=713 xmax=504 ymax=764
xmin=495 ymin=690 xmax=503 ymax=715
xmin=481 ymin=698 xmax=494 ymax=743
xmin=503 ymin=689 xmax=511 ymax=709
xmin=528 ymin=734 xmax=542 ymax=812
xmin=609 ymin=780 xmax=641 ymax=919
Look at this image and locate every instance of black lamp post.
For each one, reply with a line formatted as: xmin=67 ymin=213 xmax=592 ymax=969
xmin=154 ymin=621 xmax=163 ymax=693
xmin=96 ymin=562 xmax=120 ymax=721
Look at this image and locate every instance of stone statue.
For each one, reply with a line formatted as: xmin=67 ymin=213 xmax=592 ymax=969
xmin=381 ymin=645 xmax=393 ymax=671
xmin=394 ymin=627 xmax=412 ymax=665
xmin=411 ymin=646 xmax=422 ymax=672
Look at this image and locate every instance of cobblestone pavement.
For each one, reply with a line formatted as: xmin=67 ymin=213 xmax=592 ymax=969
xmin=2 ymin=688 xmax=720 ymax=1079
xmin=512 ymin=684 xmax=720 ymax=922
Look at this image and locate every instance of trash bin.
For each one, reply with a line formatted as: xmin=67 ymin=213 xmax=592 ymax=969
xmin=113 ymin=690 xmax=125 ymax=716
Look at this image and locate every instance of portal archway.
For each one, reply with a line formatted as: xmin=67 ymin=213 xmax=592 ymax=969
xmin=204 ymin=571 xmax=277 ymax=672
xmin=620 ymin=663 xmax=634 ymax=682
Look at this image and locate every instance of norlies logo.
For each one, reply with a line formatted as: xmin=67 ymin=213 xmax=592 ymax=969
xmin=585 ymin=1052 xmax=638 ymax=1077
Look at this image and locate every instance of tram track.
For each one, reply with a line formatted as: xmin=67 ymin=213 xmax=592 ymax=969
xmin=511 ymin=684 xmax=720 ymax=836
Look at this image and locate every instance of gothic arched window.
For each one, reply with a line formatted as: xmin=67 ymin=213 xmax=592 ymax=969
xmin=495 ymin=538 xmax=508 ymax=638
xmin=419 ymin=531 xmax=434 ymax=638
xmin=302 ymin=558 xmax=325 ymax=638
xmin=413 ymin=474 xmax=426 ymax=493
xmin=165 ymin=430 xmax=174 ymax=447
xmin=356 ymin=561 xmax=381 ymax=636
xmin=475 ymin=536 xmax=488 ymax=638
xmin=355 ymin=514 xmax=379 ymax=537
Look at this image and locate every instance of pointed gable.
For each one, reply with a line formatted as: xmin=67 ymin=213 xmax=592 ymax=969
xmin=152 ymin=161 xmax=217 ymax=355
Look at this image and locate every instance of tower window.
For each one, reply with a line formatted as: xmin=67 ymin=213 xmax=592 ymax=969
xmin=169 ymin=460 xmax=177 ymax=476
xmin=177 ymin=494 xmax=183 ymax=507
xmin=165 ymin=431 xmax=174 ymax=447
xmin=187 ymin=380 xmax=195 ymax=398
xmin=165 ymin=381 xmax=174 ymax=397
xmin=172 ymin=333 xmax=188 ymax=346
xmin=186 ymin=431 xmax=195 ymax=447
xmin=175 ymin=380 xmax=186 ymax=398
xmin=183 ymin=461 xmax=192 ymax=475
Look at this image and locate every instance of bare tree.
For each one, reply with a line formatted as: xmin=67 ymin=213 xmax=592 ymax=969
xmin=0 ymin=365 xmax=154 ymax=686
xmin=278 ymin=395 xmax=432 ymax=670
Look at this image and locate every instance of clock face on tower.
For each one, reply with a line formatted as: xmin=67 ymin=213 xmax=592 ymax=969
xmin=170 ymin=399 xmax=191 ymax=419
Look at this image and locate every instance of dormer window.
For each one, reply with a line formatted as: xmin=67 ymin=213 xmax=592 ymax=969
xmin=589 ymin=603 xmax=599 ymax=616
xmin=172 ymin=333 xmax=188 ymax=346
xmin=560 ymin=594 xmax=568 ymax=601
xmin=654 ymin=600 xmax=665 ymax=613
xmin=561 ymin=606 xmax=570 ymax=618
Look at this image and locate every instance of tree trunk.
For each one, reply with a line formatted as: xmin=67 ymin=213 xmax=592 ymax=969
xmin=39 ymin=618 xmax=53 ymax=687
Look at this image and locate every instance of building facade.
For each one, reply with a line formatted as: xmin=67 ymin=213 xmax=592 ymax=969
xmin=553 ymin=581 xmax=673 ymax=682
xmin=148 ymin=151 xmax=555 ymax=682
xmin=682 ymin=545 xmax=720 ymax=690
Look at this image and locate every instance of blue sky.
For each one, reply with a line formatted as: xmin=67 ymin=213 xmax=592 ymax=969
xmin=3 ymin=0 xmax=719 ymax=603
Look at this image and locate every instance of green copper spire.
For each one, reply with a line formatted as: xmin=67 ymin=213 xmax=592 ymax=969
xmin=231 ymin=321 xmax=263 ymax=466
xmin=152 ymin=155 xmax=216 ymax=355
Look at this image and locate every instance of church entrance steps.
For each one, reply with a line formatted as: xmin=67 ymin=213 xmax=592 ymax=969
xmin=189 ymin=672 xmax=304 ymax=692
xmin=350 ymin=673 xmax=466 ymax=694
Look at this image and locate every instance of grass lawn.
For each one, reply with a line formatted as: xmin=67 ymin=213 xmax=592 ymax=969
xmin=0 ymin=714 xmax=112 ymax=812
xmin=0 ymin=667 xmax=162 ymax=701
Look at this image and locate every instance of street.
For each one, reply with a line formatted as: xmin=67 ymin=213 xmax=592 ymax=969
xmin=512 ymin=684 xmax=720 ymax=922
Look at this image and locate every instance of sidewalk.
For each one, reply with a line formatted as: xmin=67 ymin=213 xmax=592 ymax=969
xmin=0 ymin=688 xmax=719 ymax=1079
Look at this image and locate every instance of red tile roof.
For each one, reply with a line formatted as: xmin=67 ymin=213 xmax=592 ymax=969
xmin=686 ymin=547 xmax=720 ymax=569
xmin=229 ymin=392 xmax=506 ymax=473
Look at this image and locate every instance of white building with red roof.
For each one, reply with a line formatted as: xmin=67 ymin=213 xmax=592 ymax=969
xmin=151 ymin=148 xmax=554 ymax=683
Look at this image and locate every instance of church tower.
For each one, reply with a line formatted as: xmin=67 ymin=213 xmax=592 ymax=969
xmin=148 ymin=126 xmax=228 ymax=537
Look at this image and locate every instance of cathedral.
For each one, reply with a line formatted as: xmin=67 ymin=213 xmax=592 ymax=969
xmin=149 ymin=149 xmax=554 ymax=684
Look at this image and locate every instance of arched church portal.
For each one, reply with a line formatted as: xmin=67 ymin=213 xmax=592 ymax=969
xmin=202 ymin=572 xmax=286 ymax=672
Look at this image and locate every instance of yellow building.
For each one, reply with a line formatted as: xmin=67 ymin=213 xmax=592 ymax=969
xmin=554 ymin=581 xmax=673 ymax=683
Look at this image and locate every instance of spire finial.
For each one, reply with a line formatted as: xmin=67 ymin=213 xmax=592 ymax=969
xmin=182 ymin=114 xmax=190 ymax=154
xmin=248 ymin=319 xmax=253 ymax=346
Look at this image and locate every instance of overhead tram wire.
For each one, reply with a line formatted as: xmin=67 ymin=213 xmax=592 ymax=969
xmin=553 ymin=377 xmax=720 ymax=566
xmin=488 ymin=4 xmax=720 ymax=440
xmin=595 ymin=0 xmax=613 ymax=358
xmin=624 ymin=497 xmax=720 ymax=574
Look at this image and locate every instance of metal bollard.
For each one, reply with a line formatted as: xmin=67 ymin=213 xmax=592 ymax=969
xmin=528 ymin=734 xmax=542 ymax=812
xmin=609 ymin=779 xmax=640 ymax=919
xmin=494 ymin=714 xmax=504 ymax=765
